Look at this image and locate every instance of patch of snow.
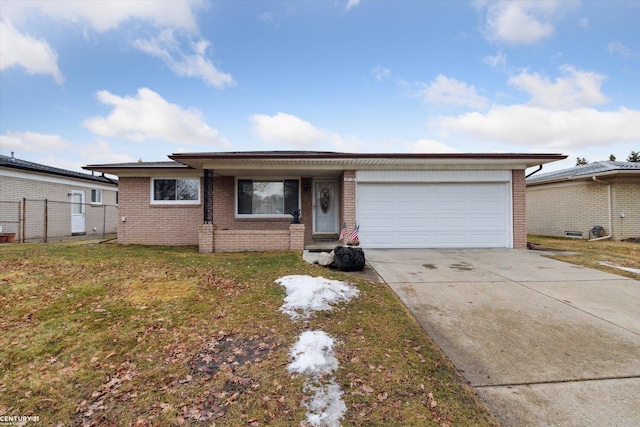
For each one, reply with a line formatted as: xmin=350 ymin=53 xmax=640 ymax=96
xmin=276 ymin=275 xmax=359 ymax=320
xmin=288 ymin=331 xmax=346 ymax=427
xmin=303 ymin=380 xmax=347 ymax=427
xmin=277 ymin=275 xmax=357 ymax=426
xmin=598 ymin=261 xmax=640 ymax=274
xmin=288 ymin=330 xmax=338 ymax=376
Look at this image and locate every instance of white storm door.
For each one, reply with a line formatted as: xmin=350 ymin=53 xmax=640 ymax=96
xmin=313 ymin=180 xmax=339 ymax=234
xmin=71 ymin=190 xmax=86 ymax=234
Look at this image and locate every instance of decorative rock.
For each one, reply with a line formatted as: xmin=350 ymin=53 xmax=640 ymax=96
xmin=317 ymin=251 xmax=335 ymax=267
xmin=333 ymin=246 xmax=365 ymax=272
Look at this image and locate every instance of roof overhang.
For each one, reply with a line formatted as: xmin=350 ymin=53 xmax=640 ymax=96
xmin=3 ymin=160 xmax=118 ymax=185
xmin=83 ymin=161 xmax=194 ymax=178
xmin=85 ymin=152 xmax=567 ymax=178
xmin=527 ymin=169 xmax=640 ymax=186
xmin=168 ymin=152 xmax=567 ymax=177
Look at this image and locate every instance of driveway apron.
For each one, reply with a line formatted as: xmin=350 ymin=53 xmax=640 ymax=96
xmin=366 ymin=249 xmax=640 ymax=427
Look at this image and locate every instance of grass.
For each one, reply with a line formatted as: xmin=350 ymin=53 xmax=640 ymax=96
xmin=0 ymin=241 xmax=498 ymax=426
xmin=527 ymin=235 xmax=640 ymax=279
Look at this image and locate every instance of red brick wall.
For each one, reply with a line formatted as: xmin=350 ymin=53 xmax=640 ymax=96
xmin=206 ymin=224 xmax=305 ymax=252
xmin=301 ymin=178 xmax=313 ymax=242
xmin=118 ymin=177 xmax=201 ymax=246
xmin=340 ymin=171 xmax=357 ymax=230
xmin=512 ymin=170 xmax=527 ymax=249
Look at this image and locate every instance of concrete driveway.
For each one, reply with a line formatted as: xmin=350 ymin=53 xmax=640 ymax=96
xmin=366 ymin=249 xmax=640 ymax=427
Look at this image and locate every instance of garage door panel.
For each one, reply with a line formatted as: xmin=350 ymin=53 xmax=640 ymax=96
xmin=358 ymin=182 xmax=510 ymax=248
xmin=434 ymin=217 xmax=467 ymax=228
xmin=469 ymin=218 xmax=503 ymax=228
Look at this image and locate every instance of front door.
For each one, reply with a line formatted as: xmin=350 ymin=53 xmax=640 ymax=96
xmin=313 ymin=180 xmax=339 ymax=234
xmin=71 ymin=190 xmax=86 ymax=235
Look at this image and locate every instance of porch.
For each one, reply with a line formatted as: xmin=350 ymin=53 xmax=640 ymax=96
xmin=196 ymin=168 xmax=356 ymax=253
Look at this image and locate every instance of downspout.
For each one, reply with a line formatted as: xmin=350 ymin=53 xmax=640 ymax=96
xmin=525 ymin=164 xmax=543 ymax=179
xmin=588 ymin=176 xmax=612 ymax=241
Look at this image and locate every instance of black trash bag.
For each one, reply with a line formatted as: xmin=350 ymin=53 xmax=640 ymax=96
xmin=333 ymin=246 xmax=365 ymax=272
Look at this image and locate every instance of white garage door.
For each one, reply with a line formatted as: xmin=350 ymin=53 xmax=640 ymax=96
xmin=357 ymin=183 xmax=510 ymax=248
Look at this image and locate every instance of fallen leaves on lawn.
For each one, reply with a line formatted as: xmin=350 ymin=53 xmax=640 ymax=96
xmin=191 ymin=331 xmax=281 ymax=376
xmin=78 ymin=361 xmax=140 ymax=426
xmin=127 ymin=279 xmax=196 ymax=304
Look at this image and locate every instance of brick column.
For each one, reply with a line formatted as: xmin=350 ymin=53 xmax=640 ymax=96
xmin=289 ymin=223 xmax=305 ymax=250
xmin=340 ymin=171 xmax=357 ymax=229
xmin=198 ymin=223 xmax=216 ymax=253
xmin=512 ymin=170 xmax=527 ymax=249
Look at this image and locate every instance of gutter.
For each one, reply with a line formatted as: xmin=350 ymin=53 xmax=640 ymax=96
xmin=588 ymin=176 xmax=613 ymax=241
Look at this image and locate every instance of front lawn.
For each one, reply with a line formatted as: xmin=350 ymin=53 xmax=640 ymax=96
xmin=527 ymin=235 xmax=640 ymax=279
xmin=0 ymin=241 xmax=498 ymax=426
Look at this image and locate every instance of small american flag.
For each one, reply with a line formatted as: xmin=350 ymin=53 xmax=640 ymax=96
xmin=349 ymin=224 xmax=359 ymax=244
xmin=339 ymin=222 xmax=348 ymax=241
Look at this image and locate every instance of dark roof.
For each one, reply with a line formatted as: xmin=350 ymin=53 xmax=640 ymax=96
xmin=83 ymin=160 xmax=189 ymax=171
xmin=1 ymin=154 xmax=118 ymax=185
xmin=85 ymin=150 xmax=567 ymax=175
xmin=169 ymin=150 xmax=566 ymax=161
xmin=527 ymin=161 xmax=640 ymax=184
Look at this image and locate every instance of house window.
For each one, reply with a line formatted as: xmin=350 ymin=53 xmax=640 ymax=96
xmin=151 ymin=178 xmax=200 ymax=204
xmin=237 ymin=179 xmax=299 ymax=216
xmin=91 ymin=189 xmax=102 ymax=204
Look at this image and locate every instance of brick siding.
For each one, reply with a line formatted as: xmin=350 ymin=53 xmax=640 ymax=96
xmin=201 ymin=223 xmax=305 ymax=253
xmin=118 ymin=177 xmax=201 ymax=246
xmin=527 ymin=181 xmax=609 ymax=239
xmin=512 ymin=170 xmax=527 ymax=248
xmin=527 ymin=178 xmax=639 ymax=240
xmin=1 ymin=174 xmax=118 ymax=239
xmin=611 ymin=179 xmax=640 ymax=240
xmin=340 ymin=171 xmax=357 ymax=231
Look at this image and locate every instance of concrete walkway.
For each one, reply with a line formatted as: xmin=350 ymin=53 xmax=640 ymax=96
xmin=366 ymin=249 xmax=640 ymax=427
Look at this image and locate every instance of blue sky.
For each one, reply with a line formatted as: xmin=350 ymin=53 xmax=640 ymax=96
xmin=1 ymin=0 xmax=639 ymax=174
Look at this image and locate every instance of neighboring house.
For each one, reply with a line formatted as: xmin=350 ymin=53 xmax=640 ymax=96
xmin=0 ymin=153 xmax=119 ymax=240
xmin=527 ymin=161 xmax=640 ymax=240
xmin=84 ymin=151 xmax=565 ymax=252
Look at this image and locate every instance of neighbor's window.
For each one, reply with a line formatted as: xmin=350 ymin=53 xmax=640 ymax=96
xmin=152 ymin=178 xmax=200 ymax=204
xmin=91 ymin=189 xmax=102 ymax=204
xmin=237 ymin=179 xmax=299 ymax=215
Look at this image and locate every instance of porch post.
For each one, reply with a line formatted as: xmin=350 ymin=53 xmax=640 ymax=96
xmin=199 ymin=169 xmax=215 ymax=253
xmin=203 ymin=169 xmax=214 ymax=223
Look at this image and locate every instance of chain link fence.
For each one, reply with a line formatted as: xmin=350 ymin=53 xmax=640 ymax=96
xmin=0 ymin=199 xmax=118 ymax=243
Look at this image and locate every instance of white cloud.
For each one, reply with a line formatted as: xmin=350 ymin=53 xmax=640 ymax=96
xmin=133 ymin=30 xmax=234 ymax=89
xmin=478 ymin=0 xmax=577 ymax=45
xmin=250 ymin=112 xmax=329 ymax=147
xmin=434 ymin=105 xmax=640 ymax=149
xmin=410 ymin=139 xmax=461 ymax=153
xmin=508 ymin=65 xmax=609 ymax=109
xmin=0 ymin=20 xmax=63 ymax=83
xmin=371 ymin=66 xmax=391 ymax=81
xmin=2 ymin=0 xmax=202 ymax=33
xmin=417 ymin=75 xmax=489 ymax=110
xmin=482 ymin=51 xmax=507 ymax=68
xmin=578 ymin=16 xmax=589 ymax=29
xmin=79 ymin=140 xmax=135 ymax=165
xmin=346 ymin=0 xmax=361 ymax=11
xmin=259 ymin=12 xmax=274 ymax=23
xmin=83 ymin=88 xmax=228 ymax=146
xmin=0 ymin=130 xmax=72 ymax=153
xmin=608 ymin=41 xmax=639 ymax=59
